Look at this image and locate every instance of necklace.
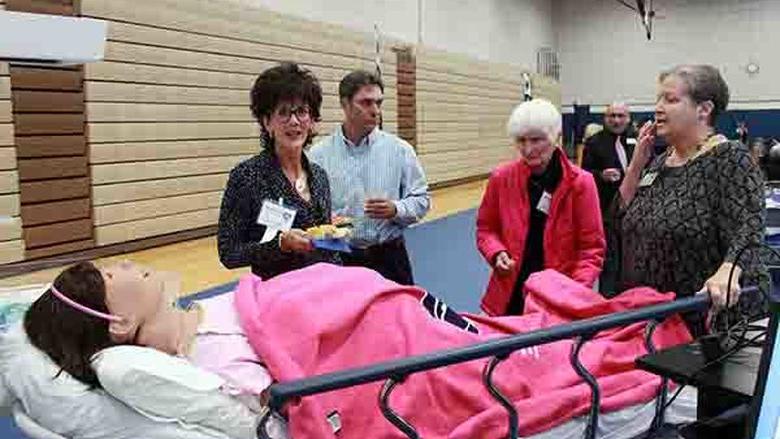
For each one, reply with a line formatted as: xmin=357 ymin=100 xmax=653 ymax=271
xmin=295 ymin=173 xmax=307 ymax=193
xmin=668 ymin=133 xmax=721 ymax=166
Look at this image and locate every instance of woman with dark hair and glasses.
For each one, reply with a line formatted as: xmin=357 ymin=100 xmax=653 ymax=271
xmin=617 ymin=64 xmax=767 ymax=337
xmin=218 ymin=62 xmax=340 ymax=279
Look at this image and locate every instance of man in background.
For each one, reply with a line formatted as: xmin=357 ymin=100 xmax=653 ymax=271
xmin=582 ymin=102 xmax=636 ymax=295
xmin=309 ymin=70 xmax=430 ymax=285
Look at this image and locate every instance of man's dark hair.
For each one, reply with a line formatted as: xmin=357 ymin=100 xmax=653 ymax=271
xmin=338 ymin=70 xmax=384 ymax=103
xmin=250 ymin=62 xmax=323 ymax=148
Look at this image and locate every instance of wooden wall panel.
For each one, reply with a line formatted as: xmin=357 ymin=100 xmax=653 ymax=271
xmin=24 ymin=239 xmax=93 ymax=260
xmin=6 ymin=0 xmax=94 ymax=261
xmin=91 ymin=155 xmax=250 ymax=185
xmin=9 ymin=66 xmax=82 ymax=91
xmin=80 ymin=1 xmax=397 ymax=66
xmin=13 ymin=113 xmax=85 ymax=135
xmin=0 ymin=171 xmax=19 ymax=194
xmin=88 ymin=122 xmax=258 ymax=143
xmin=95 ymin=208 xmax=220 ymax=246
xmin=6 ymin=0 xmax=73 ymax=15
xmin=415 ymin=47 xmax=560 ymax=185
xmin=17 ymin=156 xmax=87 ymax=181
xmin=16 ymin=135 xmax=86 ymax=158
xmin=0 ymin=46 xmax=24 ymax=262
xmin=86 ymin=103 xmax=253 ymax=123
xmin=396 ymin=47 xmax=416 ymax=147
xmin=0 ymin=78 xmax=10 ymax=99
xmin=94 ymin=191 xmax=223 ymax=226
xmin=0 ymin=54 xmax=24 ymax=262
xmin=0 ymin=5 xmax=24 ymax=264
xmin=0 ymin=123 xmax=12 ymax=146
xmin=81 ymin=0 xmax=401 ymax=247
xmin=0 ymin=145 xmax=16 ymax=169
xmin=92 ymin=174 xmax=228 ymax=206
xmin=23 ymin=218 xmax=92 ymax=249
xmin=0 ymin=194 xmax=20 ymax=217
xmin=21 ymin=198 xmax=91 ymax=227
xmin=13 ymin=91 xmax=85 ymax=113
xmin=0 ymin=240 xmax=25 ymax=265
xmin=0 ymin=102 xmax=11 ymax=122
xmin=20 ymin=177 xmax=90 ymax=204
xmin=0 ymin=217 xmax=22 ymax=242
xmin=90 ymin=139 xmax=258 ymax=164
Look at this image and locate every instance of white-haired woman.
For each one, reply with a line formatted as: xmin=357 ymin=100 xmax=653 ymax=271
xmin=477 ymin=99 xmax=606 ymax=315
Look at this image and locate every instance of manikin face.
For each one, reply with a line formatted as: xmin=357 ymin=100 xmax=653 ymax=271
xmin=102 ymin=261 xmax=179 ymax=345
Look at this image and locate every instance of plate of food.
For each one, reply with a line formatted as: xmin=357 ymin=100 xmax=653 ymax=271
xmin=307 ymin=223 xmax=352 ymax=253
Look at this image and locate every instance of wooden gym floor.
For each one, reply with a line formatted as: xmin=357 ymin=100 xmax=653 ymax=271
xmin=0 ymin=180 xmax=487 ymax=295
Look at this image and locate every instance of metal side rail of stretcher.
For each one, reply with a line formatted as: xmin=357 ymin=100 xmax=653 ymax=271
xmin=257 ymin=287 xmax=757 ymax=439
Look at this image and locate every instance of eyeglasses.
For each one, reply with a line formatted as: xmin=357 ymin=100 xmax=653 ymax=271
xmin=274 ymin=105 xmax=312 ymax=123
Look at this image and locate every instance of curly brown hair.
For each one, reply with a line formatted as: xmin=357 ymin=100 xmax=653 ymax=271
xmin=250 ymin=62 xmax=323 ymax=149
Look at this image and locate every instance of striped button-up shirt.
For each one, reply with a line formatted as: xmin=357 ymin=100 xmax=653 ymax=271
xmin=309 ymin=127 xmax=431 ymax=246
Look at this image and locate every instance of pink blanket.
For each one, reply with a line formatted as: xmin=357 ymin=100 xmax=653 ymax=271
xmin=235 ymin=264 xmax=692 ymax=438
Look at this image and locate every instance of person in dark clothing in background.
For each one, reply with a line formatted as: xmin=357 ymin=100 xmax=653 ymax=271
xmin=582 ymin=103 xmax=636 ymax=295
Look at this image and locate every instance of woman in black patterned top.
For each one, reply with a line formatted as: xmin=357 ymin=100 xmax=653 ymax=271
xmin=218 ymin=63 xmax=340 ymax=279
xmin=617 ymin=65 xmax=766 ymax=336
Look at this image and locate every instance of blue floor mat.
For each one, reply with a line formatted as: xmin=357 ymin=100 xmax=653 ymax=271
xmin=404 ymin=208 xmax=489 ymax=314
xmin=0 ymin=416 xmax=23 ymax=438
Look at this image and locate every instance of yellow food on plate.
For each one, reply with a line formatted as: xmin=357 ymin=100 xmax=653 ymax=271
xmin=307 ymin=224 xmax=351 ymax=239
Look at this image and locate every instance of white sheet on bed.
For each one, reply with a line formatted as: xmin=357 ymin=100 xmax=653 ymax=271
xmin=529 ymin=386 xmax=696 ymax=439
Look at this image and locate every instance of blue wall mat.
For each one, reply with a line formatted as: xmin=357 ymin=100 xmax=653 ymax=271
xmin=563 ymin=108 xmax=780 ymax=145
xmin=404 ymin=208 xmax=489 ymax=314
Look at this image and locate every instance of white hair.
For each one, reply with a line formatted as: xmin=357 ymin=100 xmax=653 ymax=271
xmin=506 ymin=98 xmax=562 ymax=142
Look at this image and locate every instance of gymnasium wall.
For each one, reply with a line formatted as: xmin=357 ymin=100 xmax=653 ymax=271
xmin=415 ymin=48 xmax=558 ymax=183
xmin=252 ymin=0 xmax=556 ymax=68
xmin=0 ymin=0 xmax=25 ymax=264
xmin=80 ymin=0 xmax=399 ymax=247
xmin=0 ymin=0 xmax=560 ymax=264
xmin=556 ymin=0 xmax=780 ymax=111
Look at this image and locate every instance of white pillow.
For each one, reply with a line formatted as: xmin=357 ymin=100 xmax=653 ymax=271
xmin=0 ymin=323 xmax=223 ymax=439
xmin=93 ymin=345 xmax=284 ymax=439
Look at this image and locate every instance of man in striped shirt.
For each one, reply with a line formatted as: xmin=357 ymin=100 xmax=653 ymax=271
xmin=309 ymin=70 xmax=430 ymax=285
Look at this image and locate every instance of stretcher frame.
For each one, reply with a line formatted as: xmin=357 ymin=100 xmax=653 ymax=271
xmin=257 ymin=293 xmax=718 ymax=439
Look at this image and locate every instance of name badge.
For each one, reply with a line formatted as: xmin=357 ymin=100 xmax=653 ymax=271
xmin=639 ymin=172 xmax=658 ymax=188
xmin=257 ymin=199 xmax=296 ymax=243
xmin=626 ymin=138 xmax=638 ymax=145
xmin=537 ymin=191 xmax=552 ymax=214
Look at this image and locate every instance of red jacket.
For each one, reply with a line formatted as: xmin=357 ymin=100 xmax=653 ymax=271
xmin=477 ymin=149 xmax=605 ymax=315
